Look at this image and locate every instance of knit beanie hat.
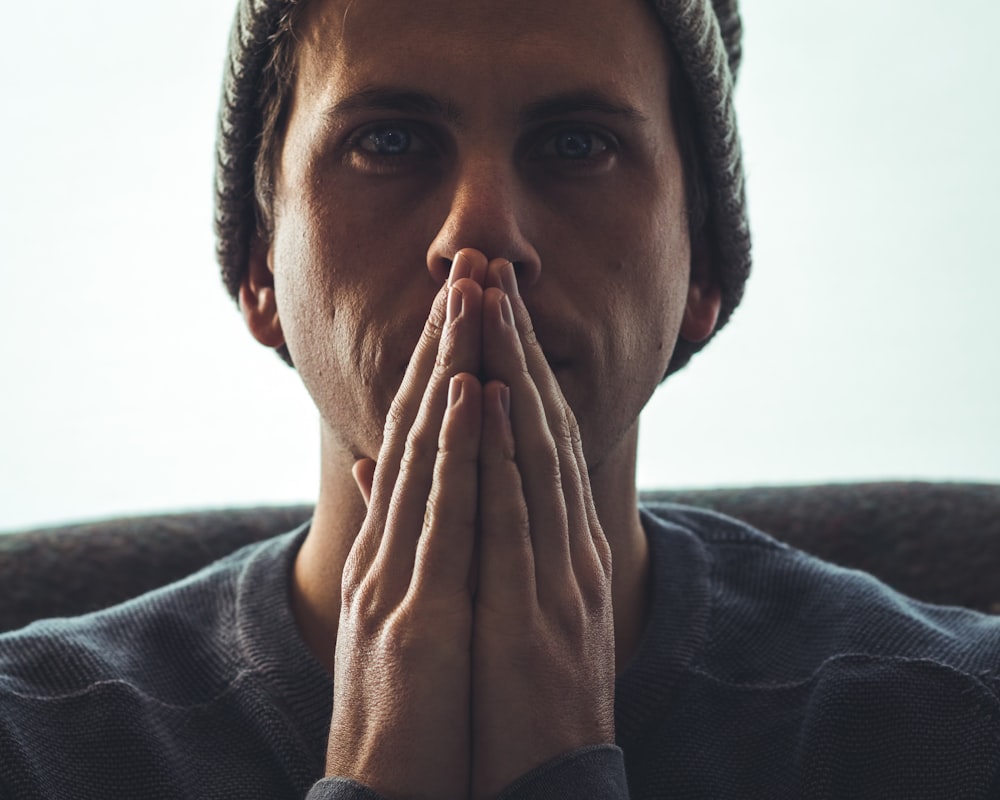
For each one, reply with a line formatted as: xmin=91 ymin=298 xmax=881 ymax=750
xmin=214 ymin=0 xmax=750 ymax=376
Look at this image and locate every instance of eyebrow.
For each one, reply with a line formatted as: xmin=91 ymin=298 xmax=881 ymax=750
xmin=519 ymin=90 xmax=649 ymax=126
xmin=324 ymin=85 xmax=648 ymax=130
xmin=323 ymin=86 xmax=463 ymax=125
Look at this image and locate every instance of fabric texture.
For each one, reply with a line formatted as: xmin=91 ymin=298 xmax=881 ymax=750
xmin=212 ymin=0 xmax=751 ymax=376
xmin=5 ymin=483 xmax=999 ymax=634
xmin=2 ymin=506 xmax=999 ymax=799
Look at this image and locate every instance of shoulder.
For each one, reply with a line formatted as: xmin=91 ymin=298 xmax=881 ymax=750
xmin=633 ymin=503 xmax=1000 ymax=797
xmin=640 ymin=501 xmax=1000 ymax=683
xmin=0 ymin=525 xmax=333 ymax=798
xmin=0 ymin=526 xmax=307 ymax=705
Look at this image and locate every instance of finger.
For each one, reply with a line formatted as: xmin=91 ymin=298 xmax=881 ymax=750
xmin=352 ymin=458 xmax=377 ymax=507
xmin=369 ymin=250 xmax=486 ymax=513
xmin=566 ymin=404 xmax=611 ymax=584
xmin=346 ymin=279 xmax=449 ymax=580
xmin=477 ymin=379 xmax=539 ymax=614
xmin=348 ymin=251 xmax=487 ymax=580
xmin=483 ymin=262 xmax=603 ymax=593
xmin=454 ymin=246 xmax=489 ymax=286
xmin=480 ymin=285 xmax=573 ymax=600
xmin=409 ymin=373 xmax=482 ymax=599
xmin=486 ymin=259 xmax=569 ymax=433
xmin=375 ymin=277 xmax=485 ymax=593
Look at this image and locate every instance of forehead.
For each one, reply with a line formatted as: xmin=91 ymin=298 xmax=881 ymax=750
xmin=292 ymin=0 xmax=672 ymax=112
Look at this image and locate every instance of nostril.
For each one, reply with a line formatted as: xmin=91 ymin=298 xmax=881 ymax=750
xmin=428 ymin=255 xmax=452 ymax=286
xmin=510 ymin=258 xmax=541 ymax=290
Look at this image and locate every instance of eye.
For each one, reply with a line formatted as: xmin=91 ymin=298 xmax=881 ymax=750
xmin=344 ymin=122 xmax=436 ymax=174
xmin=358 ymin=125 xmax=419 ymax=155
xmin=534 ymin=129 xmax=613 ymax=161
xmin=555 ymin=131 xmax=600 ymax=159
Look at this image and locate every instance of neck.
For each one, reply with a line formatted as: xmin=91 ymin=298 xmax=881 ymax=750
xmin=587 ymin=422 xmax=651 ymax=674
xmin=291 ymin=420 xmax=650 ymax=675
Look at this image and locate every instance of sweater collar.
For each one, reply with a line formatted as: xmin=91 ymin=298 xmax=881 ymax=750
xmin=614 ymin=505 xmax=711 ymax=750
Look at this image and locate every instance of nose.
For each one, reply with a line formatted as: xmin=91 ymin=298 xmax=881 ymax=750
xmin=426 ymin=158 xmax=541 ymax=288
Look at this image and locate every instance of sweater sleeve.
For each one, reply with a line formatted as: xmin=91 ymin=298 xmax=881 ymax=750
xmin=304 ymin=746 xmax=628 ymax=800
xmin=497 ymin=744 xmax=628 ymax=799
xmin=305 ymin=778 xmax=389 ymax=799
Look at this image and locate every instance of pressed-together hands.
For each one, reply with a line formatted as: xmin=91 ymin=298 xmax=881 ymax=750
xmin=325 ymin=250 xmax=616 ymax=800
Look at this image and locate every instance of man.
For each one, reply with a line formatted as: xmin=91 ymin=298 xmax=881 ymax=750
xmin=1 ymin=0 xmax=998 ymax=798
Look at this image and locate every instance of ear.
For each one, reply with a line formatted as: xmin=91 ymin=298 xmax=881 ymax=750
xmin=240 ymin=234 xmax=286 ymax=349
xmin=679 ymin=235 xmax=722 ymax=344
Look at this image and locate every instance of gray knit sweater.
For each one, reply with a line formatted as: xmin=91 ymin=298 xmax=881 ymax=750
xmin=1 ymin=504 xmax=998 ymax=799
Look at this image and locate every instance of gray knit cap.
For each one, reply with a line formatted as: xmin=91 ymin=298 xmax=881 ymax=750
xmin=214 ymin=0 xmax=750 ymax=376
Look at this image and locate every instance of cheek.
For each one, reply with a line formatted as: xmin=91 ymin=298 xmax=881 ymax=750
xmin=269 ymin=212 xmax=396 ymax=453
xmin=268 ymin=187 xmax=440 ymax=440
xmin=271 ymin=205 xmax=339 ymax=353
xmin=600 ymin=189 xmax=692 ymax=368
xmin=269 ymin=199 xmax=377 ymax=388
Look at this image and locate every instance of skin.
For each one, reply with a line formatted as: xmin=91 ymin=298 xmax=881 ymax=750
xmin=240 ymin=0 xmax=721 ymax=796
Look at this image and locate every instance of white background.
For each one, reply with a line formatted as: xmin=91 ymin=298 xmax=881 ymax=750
xmin=1 ymin=0 xmax=998 ymax=530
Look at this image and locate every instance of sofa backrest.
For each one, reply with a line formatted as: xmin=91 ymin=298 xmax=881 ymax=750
xmin=1 ymin=482 xmax=997 ymax=633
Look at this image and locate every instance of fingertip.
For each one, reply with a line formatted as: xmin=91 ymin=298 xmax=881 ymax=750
xmin=484 ymin=258 xmax=513 ymax=290
xmin=498 ymin=259 xmax=518 ymax=297
xmin=469 ymin=255 xmax=488 ymax=286
xmin=443 ymin=373 xmax=484 ymax=440
xmin=450 ymin=248 xmax=488 ymax=286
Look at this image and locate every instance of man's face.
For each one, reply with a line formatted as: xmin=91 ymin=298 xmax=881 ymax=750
xmin=260 ymin=0 xmax=712 ymax=469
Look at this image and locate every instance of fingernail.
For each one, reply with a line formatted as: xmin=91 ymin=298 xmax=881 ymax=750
xmin=501 ymin=293 xmax=515 ymax=328
xmin=447 ymin=286 xmax=463 ymax=324
xmin=449 ymin=252 xmax=469 ymax=286
xmin=500 ymin=261 xmax=518 ymax=297
xmin=500 ymin=385 xmax=510 ymax=418
xmin=449 ymin=376 xmax=464 ymax=408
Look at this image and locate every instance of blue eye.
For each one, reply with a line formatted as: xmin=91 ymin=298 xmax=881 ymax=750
xmin=535 ymin=129 xmax=611 ymax=161
xmin=346 ymin=123 xmax=434 ymax=174
xmin=360 ymin=126 xmax=412 ymax=155
xmin=555 ymin=131 xmax=596 ymax=159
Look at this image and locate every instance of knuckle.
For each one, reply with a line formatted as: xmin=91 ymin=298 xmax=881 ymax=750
xmin=580 ymin=551 xmax=613 ymax=604
xmin=550 ymin=402 xmax=579 ymax=452
xmin=401 ymin=427 xmax=436 ymax=467
xmin=375 ymin=615 xmax=411 ymax=660
xmin=555 ymin=424 xmax=574 ymax=460
xmin=422 ymin=491 xmax=444 ymax=533
xmin=595 ymin=535 xmax=613 ymax=577
xmin=384 ymin=395 xmax=409 ymax=437
xmin=340 ymin=574 xmax=362 ymax=607
xmin=527 ymin=442 xmax=561 ymax=485
xmin=423 ymin=310 xmax=445 ymax=342
xmin=340 ymin=543 xmax=368 ymax=599
xmin=433 ymin=342 xmax=455 ymax=377
xmin=520 ymin=318 xmax=539 ymax=346
xmin=564 ymin=404 xmax=582 ymax=445
xmin=341 ymin=570 xmax=378 ymax=622
xmin=379 ymin=606 xmax=438 ymax=659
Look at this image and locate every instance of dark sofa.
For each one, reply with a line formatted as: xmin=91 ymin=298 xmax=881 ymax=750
xmin=2 ymin=481 xmax=997 ymax=633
